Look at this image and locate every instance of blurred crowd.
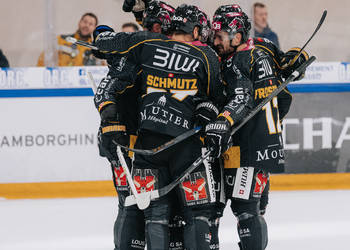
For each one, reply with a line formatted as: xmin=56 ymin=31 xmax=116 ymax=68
xmin=0 ymin=1 xmax=279 ymax=68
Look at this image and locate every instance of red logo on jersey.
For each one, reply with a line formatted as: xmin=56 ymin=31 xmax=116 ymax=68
xmin=134 ymin=174 xmax=156 ymax=193
xmin=114 ymin=165 xmax=127 ymax=187
xmin=254 ymin=173 xmax=268 ymax=194
xmin=182 ymin=176 xmax=208 ymax=201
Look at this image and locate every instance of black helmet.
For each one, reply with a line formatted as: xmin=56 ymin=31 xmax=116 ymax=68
xmin=171 ymin=4 xmax=211 ymax=42
xmin=142 ymin=0 xmax=175 ymax=34
xmin=212 ymin=4 xmax=251 ymax=43
xmin=214 ymin=4 xmax=243 ymax=16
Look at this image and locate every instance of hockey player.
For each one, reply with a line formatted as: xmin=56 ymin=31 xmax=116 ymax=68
xmin=205 ymin=5 xmax=309 ymax=250
xmin=94 ymin=1 xmax=177 ymax=249
xmin=93 ymin=4 xmax=225 ymax=249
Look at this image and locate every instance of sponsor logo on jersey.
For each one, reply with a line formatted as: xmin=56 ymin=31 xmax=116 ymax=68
xmin=146 ymin=74 xmax=197 ymax=90
xmin=157 ymin=95 xmax=166 ymax=106
xmin=254 ymin=85 xmax=277 ymax=100
xmin=113 ymin=165 xmax=127 ymax=188
xmin=256 ymin=147 xmax=284 ymax=162
xmin=253 ymin=172 xmax=268 ymax=198
xmin=232 ymin=167 xmax=254 ymax=200
xmin=140 ymin=106 xmax=190 ymax=129
xmin=152 ymin=48 xmax=200 ymax=72
xmin=181 ymin=172 xmax=209 ymax=206
xmin=133 ymin=169 xmax=157 ymax=193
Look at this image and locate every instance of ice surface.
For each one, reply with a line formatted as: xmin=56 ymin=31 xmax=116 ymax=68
xmin=1 ymin=190 xmax=349 ymax=250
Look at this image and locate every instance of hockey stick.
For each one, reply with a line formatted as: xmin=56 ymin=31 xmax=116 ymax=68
xmin=123 ymin=56 xmax=316 ymax=207
xmin=65 ymin=36 xmax=98 ymax=50
xmin=87 ymin=71 xmax=98 ymax=92
xmin=88 ymin=71 xmax=150 ymax=209
xmin=113 ymin=126 xmax=202 ymax=156
xmin=287 ymin=10 xmax=327 ymax=66
xmin=124 ymin=149 xmax=212 ymax=207
xmin=229 ymin=55 xmax=316 ymax=138
xmin=117 ymin=146 xmax=152 ymax=209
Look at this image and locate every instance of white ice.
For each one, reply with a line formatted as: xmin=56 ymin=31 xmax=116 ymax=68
xmin=1 ymin=190 xmax=349 ymax=250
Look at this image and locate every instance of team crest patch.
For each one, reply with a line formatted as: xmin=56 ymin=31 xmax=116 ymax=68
xmin=180 ymin=171 xmax=209 ymax=206
xmin=132 ymin=169 xmax=158 ymax=193
xmin=113 ymin=164 xmax=128 ymax=191
xmin=253 ymin=172 xmax=268 ymax=198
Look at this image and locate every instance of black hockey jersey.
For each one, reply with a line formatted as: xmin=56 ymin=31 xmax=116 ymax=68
xmin=253 ymin=37 xmax=292 ymax=120
xmin=95 ymin=31 xmax=226 ymax=137
xmin=220 ymin=38 xmax=285 ymax=172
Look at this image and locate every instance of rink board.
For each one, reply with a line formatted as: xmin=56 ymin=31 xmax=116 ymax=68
xmin=1 ymin=65 xmax=350 ymax=198
xmin=1 ymin=173 xmax=350 ymax=199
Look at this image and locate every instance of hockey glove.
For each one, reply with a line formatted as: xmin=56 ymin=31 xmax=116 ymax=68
xmin=93 ymin=25 xmax=114 ymax=43
xmin=281 ymin=47 xmax=309 ymax=81
xmin=91 ymin=25 xmax=115 ymax=59
xmin=194 ymin=101 xmax=220 ymax=129
xmin=122 ymin=0 xmax=136 ymax=12
xmin=204 ymin=118 xmax=232 ymax=158
xmin=98 ymin=104 xmax=129 ymax=160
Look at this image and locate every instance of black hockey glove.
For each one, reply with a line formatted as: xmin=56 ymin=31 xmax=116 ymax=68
xmin=194 ymin=101 xmax=219 ymax=129
xmin=204 ymin=118 xmax=232 ymax=158
xmin=122 ymin=0 xmax=136 ymax=12
xmin=91 ymin=25 xmax=115 ymax=59
xmin=98 ymin=122 xmax=129 ymax=160
xmin=93 ymin=25 xmax=114 ymax=42
xmin=281 ymin=47 xmax=309 ymax=81
xmin=98 ymin=104 xmax=129 ymax=160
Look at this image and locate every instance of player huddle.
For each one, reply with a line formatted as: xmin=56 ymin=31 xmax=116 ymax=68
xmin=91 ymin=0 xmax=310 ymax=249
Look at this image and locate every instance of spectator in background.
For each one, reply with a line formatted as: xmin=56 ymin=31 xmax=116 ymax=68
xmin=37 ymin=12 xmax=104 ymax=66
xmin=253 ymin=2 xmax=280 ymax=48
xmin=0 ymin=49 xmax=9 ymax=67
xmin=121 ymin=22 xmax=140 ymax=32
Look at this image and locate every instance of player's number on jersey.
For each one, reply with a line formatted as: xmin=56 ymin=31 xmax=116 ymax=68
xmin=146 ymin=87 xmax=197 ymax=101
xmin=262 ymin=97 xmax=282 ymax=134
xmin=258 ymin=59 xmax=273 ymax=79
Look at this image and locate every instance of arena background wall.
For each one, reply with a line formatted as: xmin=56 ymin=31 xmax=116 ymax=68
xmin=1 ymin=63 xmax=350 ymax=199
xmin=1 ymin=0 xmax=349 ymax=67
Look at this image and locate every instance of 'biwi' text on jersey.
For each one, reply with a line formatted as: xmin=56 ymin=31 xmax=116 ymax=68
xmin=95 ymin=31 xmax=225 ymax=137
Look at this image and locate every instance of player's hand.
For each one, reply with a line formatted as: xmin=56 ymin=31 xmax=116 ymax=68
xmin=204 ymin=118 xmax=232 ymax=158
xmin=98 ymin=104 xmax=128 ymax=159
xmin=122 ymin=0 xmax=136 ymax=12
xmin=98 ymin=122 xmax=129 ymax=159
xmin=281 ymin=47 xmax=309 ymax=81
xmin=93 ymin=25 xmax=114 ymax=43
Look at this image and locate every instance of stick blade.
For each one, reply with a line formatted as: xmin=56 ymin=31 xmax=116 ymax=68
xmin=124 ymin=195 xmax=137 ymax=206
xmin=135 ymin=192 xmax=152 ymax=210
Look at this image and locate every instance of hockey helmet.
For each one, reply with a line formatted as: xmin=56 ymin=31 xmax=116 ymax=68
xmin=171 ymin=4 xmax=211 ymax=42
xmin=212 ymin=4 xmax=251 ymax=43
xmin=142 ymin=0 xmax=175 ymax=34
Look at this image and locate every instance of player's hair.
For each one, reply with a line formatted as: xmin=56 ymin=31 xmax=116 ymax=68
xmin=122 ymin=22 xmax=140 ymax=32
